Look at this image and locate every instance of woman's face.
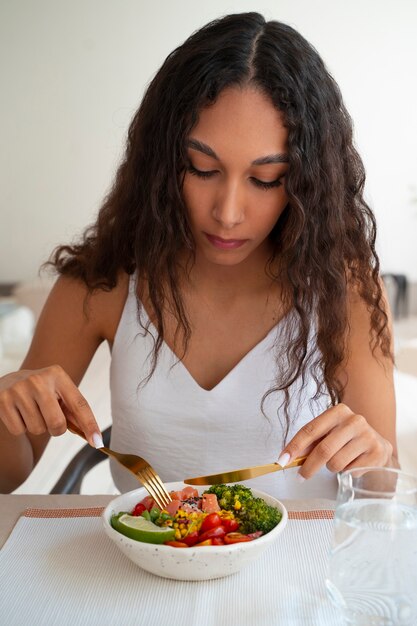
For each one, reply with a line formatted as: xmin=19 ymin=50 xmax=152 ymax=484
xmin=183 ymin=86 xmax=289 ymax=268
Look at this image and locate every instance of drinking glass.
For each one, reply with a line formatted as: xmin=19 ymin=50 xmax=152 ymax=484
xmin=325 ymin=467 xmax=417 ymax=625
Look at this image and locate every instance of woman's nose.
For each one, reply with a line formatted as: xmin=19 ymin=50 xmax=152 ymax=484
xmin=212 ymin=181 xmax=244 ymax=229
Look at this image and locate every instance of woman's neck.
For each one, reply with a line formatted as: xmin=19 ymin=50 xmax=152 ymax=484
xmin=180 ymin=243 xmax=280 ymax=301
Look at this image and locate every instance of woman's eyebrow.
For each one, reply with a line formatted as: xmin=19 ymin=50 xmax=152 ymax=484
xmin=186 ymin=138 xmax=289 ymax=165
xmin=186 ymin=138 xmax=218 ymax=159
xmin=251 ymin=154 xmax=289 ymax=165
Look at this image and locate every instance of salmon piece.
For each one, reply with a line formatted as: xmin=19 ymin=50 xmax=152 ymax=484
xmin=165 ymin=487 xmax=200 ymax=516
xmin=140 ymin=495 xmax=156 ymax=511
xmin=169 ymin=490 xmax=184 ymax=500
xmin=165 ymin=500 xmax=182 ymax=516
xmin=180 ymin=486 xmax=199 ymax=499
xmin=181 ymin=501 xmax=201 ymax=513
xmin=201 ymin=493 xmax=220 ymax=513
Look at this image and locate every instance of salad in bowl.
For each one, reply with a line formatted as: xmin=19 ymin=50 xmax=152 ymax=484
xmin=102 ymin=482 xmax=287 ymax=580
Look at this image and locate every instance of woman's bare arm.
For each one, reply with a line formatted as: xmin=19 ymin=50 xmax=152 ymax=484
xmin=336 ymin=283 xmax=397 ymax=464
xmin=0 ymin=274 xmax=126 ymax=493
xmin=278 ymin=281 xmax=398 ymax=477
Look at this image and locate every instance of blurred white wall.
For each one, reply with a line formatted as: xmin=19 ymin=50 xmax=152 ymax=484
xmin=1 ymin=0 xmax=416 ymax=283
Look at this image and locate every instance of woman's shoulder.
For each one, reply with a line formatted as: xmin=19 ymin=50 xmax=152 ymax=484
xmin=50 ymin=271 xmax=131 ymax=343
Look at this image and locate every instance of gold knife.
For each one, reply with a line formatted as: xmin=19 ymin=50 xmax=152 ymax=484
xmin=183 ymin=455 xmax=308 ymax=485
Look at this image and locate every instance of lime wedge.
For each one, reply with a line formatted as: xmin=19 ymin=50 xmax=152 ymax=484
xmin=111 ymin=513 xmax=176 ymax=544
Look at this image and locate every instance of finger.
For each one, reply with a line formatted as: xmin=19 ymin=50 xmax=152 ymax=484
xmin=298 ymin=412 xmax=372 ymax=478
xmin=15 ymin=396 xmax=50 ymax=436
xmin=0 ymin=395 xmax=27 ymax=436
xmin=59 ymin=402 xmax=89 ymax=436
xmin=298 ymin=425 xmax=361 ymax=479
xmin=325 ymin=439 xmax=369 ymax=474
xmin=342 ymin=440 xmax=391 ymax=472
xmin=343 ymin=452 xmax=371 ymax=473
xmin=278 ymin=403 xmax=354 ymax=465
xmin=35 ymin=395 xmax=70 ymax=437
xmin=4 ymin=367 xmax=67 ymax=437
xmin=55 ymin=377 xmax=103 ymax=448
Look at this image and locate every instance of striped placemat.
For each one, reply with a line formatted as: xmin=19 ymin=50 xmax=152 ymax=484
xmin=0 ymin=506 xmax=341 ymax=626
xmin=22 ymin=507 xmax=334 ymax=520
xmin=23 ymin=507 xmax=105 ymax=518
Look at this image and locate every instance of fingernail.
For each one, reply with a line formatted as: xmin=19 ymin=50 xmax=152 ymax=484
xmin=92 ymin=433 xmax=104 ymax=448
xmin=277 ymin=452 xmax=291 ymax=467
xmin=296 ymin=472 xmax=306 ymax=483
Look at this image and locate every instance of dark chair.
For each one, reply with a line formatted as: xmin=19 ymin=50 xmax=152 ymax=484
xmin=50 ymin=426 xmax=112 ymax=494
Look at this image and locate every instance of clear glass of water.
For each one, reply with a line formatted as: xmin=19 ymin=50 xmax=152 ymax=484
xmin=325 ymin=467 xmax=417 ymax=625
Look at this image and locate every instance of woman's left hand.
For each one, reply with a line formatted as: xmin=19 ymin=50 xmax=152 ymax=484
xmin=277 ymin=403 xmax=394 ymax=481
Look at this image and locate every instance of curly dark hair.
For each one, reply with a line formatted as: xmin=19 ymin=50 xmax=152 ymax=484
xmin=47 ymin=12 xmax=392 ymax=437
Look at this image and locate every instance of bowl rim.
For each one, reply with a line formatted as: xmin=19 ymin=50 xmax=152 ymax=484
xmin=102 ymin=482 xmax=288 ymax=552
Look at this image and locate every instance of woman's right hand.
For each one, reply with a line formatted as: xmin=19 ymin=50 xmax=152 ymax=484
xmin=0 ymin=365 xmax=103 ymax=448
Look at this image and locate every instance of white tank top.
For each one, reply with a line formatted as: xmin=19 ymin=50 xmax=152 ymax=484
xmin=109 ymin=275 xmax=337 ymax=499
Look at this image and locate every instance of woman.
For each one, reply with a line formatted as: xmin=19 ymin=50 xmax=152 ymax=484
xmin=0 ymin=13 xmax=397 ymax=498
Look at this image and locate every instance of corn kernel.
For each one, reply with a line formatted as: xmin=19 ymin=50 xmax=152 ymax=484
xmin=180 ymin=528 xmax=187 ymax=537
xmin=175 ymin=530 xmax=181 ymax=540
xmin=233 ymin=501 xmax=242 ymax=510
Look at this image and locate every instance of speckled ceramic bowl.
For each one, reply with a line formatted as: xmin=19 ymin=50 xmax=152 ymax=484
xmin=102 ymin=481 xmax=288 ymax=581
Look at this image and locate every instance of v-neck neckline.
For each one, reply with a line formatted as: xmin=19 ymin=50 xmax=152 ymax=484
xmin=139 ymin=302 xmax=287 ymax=393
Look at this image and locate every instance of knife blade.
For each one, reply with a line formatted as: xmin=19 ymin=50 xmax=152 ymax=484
xmin=183 ymin=455 xmax=307 ymax=485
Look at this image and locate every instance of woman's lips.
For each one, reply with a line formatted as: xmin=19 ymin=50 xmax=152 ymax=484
xmin=204 ymin=233 xmax=248 ymax=250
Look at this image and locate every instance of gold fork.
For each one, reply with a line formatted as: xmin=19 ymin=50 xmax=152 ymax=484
xmin=67 ymin=422 xmax=172 ymax=510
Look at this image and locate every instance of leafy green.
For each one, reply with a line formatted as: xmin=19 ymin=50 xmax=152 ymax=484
xmin=204 ymin=484 xmax=282 ymax=534
xmin=204 ymin=484 xmax=253 ymax=509
xmin=235 ymin=496 xmax=282 ymax=534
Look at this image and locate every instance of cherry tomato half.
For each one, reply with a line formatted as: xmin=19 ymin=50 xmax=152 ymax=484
xmin=194 ymin=539 xmax=213 ymax=547
xmin=224 ymin=532 xmax=253 ymax=544
xmin=164 ymin=541 xmax=189 ymax=548
xmin=200 ymin=513 xmax=222 ymax=533
xmin=222 ymin=518 xmax=239 ymax=532
xmin=132 ymin=503 xmax=147 ymax=517
xmin=182 ymin=532 xmax=199 ymax=547
xmin=198 ymin=525 xmax=226 ymax=543
xmin=211 ymin=537 xmax=225 ymax=546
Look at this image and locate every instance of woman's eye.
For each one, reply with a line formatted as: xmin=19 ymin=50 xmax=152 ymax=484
xmin=251 ymin=177 xmax=283 ymax=191
xmin=187 ymin=164 xmax=217 ymax=179
xmin=187 ymin=165 xmax=284 ymax=190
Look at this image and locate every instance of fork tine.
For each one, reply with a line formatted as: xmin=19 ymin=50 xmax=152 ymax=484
xmin=96 ymin=450 xmax=164 ymax=508
xmin=141 ymin=467 xmax=171 ymax=506
xmin=105 ymin=450 xmax=168 ymax=509
xmin=67 ymin=421 xmax=170 ymax=507
xmin=133 ymin=468 xmax=164 ymax=508
xmin=146 ymin=467 xmax=172 ymax=505
xmin=141 ymin=467 xmax=171 ymax=508
xmin=136 ymin=471 xmax=166 ymax=509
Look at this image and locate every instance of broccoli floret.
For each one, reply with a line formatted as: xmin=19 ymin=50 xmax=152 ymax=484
xmin=204 ymin=484 xmax=282 ymax=535
xmin=236 ymin=497 xmax=282 ymax=534
xmin=204 ymin=484 xmax=253 ymax=510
